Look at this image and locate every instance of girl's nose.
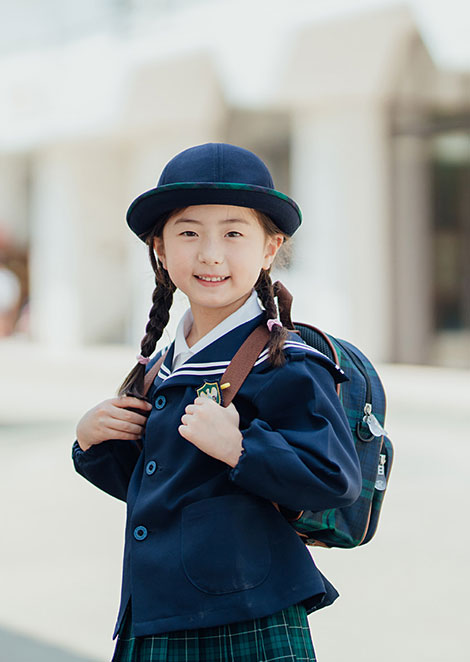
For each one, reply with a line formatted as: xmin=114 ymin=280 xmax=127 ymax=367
xmin=198 ymin=241 xmax=223 ymax=265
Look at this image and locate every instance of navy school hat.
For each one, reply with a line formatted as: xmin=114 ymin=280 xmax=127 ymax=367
xmin=126 ymin=143 xmax=302 ymax=241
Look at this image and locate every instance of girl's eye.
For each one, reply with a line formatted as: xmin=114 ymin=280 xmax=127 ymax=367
xmin=226 ymin=231 xmax=242 ymax=238
xmin=180 ymin=231 xmax=198 ymax=237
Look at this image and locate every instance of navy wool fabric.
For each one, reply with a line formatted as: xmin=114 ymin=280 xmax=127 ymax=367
xmin=72 ymin=315 xmax=361 ymax=639
xmin=112 ymin=603 xmax=316 ymax=662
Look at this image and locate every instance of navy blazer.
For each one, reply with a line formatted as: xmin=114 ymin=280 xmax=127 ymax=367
xmin=72 ymin=314 xmax=361 ymax=638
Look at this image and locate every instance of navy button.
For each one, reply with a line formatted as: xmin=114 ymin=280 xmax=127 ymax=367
xmin=145 ymin=460 xmax=157 ymax=476
xmin=155 ymin=395 xmax=166 ymax=410
xmin=133 ymin=526 xmax=148 ymax=541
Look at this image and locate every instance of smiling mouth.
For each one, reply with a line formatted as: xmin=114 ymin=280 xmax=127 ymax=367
xmin=195 ymin=275 xmax=230 ymax=282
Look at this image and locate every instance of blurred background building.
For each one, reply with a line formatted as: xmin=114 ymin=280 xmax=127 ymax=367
xmin=0 ymin=0 xmax=469 ymax=366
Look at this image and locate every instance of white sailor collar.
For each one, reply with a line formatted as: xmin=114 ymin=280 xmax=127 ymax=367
xmin=149 ymin=323 xmax=347 ymax=400
xmin=172 ymin=289 xmax=263 ymax=372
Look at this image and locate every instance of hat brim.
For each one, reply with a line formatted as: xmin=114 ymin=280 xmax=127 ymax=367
xmin=126 ymin=182 xmax=302 ymax=241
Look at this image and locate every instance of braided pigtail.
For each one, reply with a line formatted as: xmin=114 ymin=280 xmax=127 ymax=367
xmin=118 ymin=218 xmax=177 ymax=398
xmin=254 ymin=269 xmax=289 ymax=367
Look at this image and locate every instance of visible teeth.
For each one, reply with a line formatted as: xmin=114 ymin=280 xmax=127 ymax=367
xmin=197 ymin=276 xmax=227 ymax=282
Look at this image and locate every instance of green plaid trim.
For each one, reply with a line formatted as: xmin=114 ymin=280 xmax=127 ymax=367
xmin=132 ymin=182 xmax=302 ymax=218
xmin=112 ymin=603 xmax=316 ymax=661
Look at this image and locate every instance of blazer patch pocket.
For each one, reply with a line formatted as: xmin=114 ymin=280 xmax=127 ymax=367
xmin=181 ymin=494 xmax=271 ymax=594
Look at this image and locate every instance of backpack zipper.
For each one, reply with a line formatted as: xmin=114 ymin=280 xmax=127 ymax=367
xmin=335 ymin=339 xmax=372 ymax=403
xmin=335 ymin=339 xmax=387 ymax=440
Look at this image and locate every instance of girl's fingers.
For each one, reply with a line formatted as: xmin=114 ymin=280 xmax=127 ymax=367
xmin=104 ymin=402 xmax=150 ymax=426
xmin=79 ymin=395 xmax=152 ymax=446
xmin=117 ymin=409 xmax=149 ymax=426
xmin=184 ymin=404 xmax=197 ymax=415
xmin=194 ymin=396 xmax=211 ymax=406
xmin=106 ymin=418 xmax=146 ymax=436
xmin=113 ymin=396 xmax=153 ymax=411
xmin=100 ymin=413 xmax=145 ymax=439
xmin=101 ymin=429 xmax=142 ymax=441
xmin=99 ymin=404 xmax=149 ymax=434
xmin=77 ymin=397 xmax=149 ymax=448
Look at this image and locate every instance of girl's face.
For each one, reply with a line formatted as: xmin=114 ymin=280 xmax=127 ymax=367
xmin=154 ymin=204 xmax=283 ymax=324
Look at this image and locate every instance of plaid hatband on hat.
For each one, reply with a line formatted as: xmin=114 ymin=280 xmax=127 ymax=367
xmin=112 ymin=603 xmax=316 ymax=662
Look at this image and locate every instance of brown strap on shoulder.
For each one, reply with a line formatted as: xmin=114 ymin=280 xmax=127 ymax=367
xmin=143 ymin=351 xmax=168 ymax=397
xmin=142 ymin=281 xmax=294 ymax=403
xmin=141 ymin=325 xmax=269 ymax=408
xmin=219 ymin=324 xmax=270 ymax=407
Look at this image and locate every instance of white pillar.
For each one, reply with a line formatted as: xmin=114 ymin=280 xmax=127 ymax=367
xmin=288 ymin=104 xmax=393 ymax=362
xmin=30 ymin=143 xmax=127 ymax=347
xmin=0 ymin=154 xmax=29 ymax=248
xmin=391 ymin=133 xmax=432 ymax=363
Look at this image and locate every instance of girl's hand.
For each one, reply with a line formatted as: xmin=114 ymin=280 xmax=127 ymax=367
xmin=179 ymin=396 xmax=243 ymax=467
xmin=76 ymin=396 xmax=153 ymax=452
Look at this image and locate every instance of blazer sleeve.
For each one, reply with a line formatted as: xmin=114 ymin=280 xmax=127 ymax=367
xmin=229 ymin=353 xmax=362 ymax=512
xmin=72 ymin=438 xmax=141 ymax=502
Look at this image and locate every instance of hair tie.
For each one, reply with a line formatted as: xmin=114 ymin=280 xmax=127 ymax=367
xmin=136 ymin=354 xmax=150 ymax=365
xmin=267 ymin=319 xmax=283 ymax=332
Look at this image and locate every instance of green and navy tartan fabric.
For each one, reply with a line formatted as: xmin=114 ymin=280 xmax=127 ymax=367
xmin=112 ymin=603 xmax=316 ymax=662
xmin=292 ymin=325 xmax=393 ymax=548
xmin=133 ymin=182 xmax=302 ymax=217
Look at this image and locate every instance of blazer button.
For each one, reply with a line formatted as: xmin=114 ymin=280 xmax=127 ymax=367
xmin=145 ymin=460 xmax=157 ymax=476
xmin=155 ymin=395 xmax=166 ymax=410
xmin=133 ymin=526 xmax=148 ymax=541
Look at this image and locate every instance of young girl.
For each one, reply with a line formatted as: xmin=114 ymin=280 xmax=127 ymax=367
xmin=73 ymin=143 xmax=361 ymax=662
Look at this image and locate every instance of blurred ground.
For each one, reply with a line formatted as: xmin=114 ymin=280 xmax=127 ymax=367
xmin=0 ymin=337 xmax=469 ymax=662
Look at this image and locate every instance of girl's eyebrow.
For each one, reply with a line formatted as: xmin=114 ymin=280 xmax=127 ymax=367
xmin=173 ymin=217 xmax=251 ymax=225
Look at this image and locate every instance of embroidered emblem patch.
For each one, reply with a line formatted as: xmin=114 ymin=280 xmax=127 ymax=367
xmin=196 ymin=381 xmax=221 ymax=404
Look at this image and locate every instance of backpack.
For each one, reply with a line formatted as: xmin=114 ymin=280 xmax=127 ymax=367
xmin=286 ymin=321 xmax=393 ymax=548
xmin=142 ymin=281 xmax=393 ymax=549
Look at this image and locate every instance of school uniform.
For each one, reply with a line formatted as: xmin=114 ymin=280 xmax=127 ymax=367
xmin=72 ymin=291 xmax=361 ymax=658
xmin=112 ymin=602 xmax=316 ymax=662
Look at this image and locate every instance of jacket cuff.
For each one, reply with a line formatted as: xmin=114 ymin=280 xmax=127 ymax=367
xmin=72 ymin=439 xmax=110 ymax=461
xmin=228 ymin=438 xmax=248 ymax=483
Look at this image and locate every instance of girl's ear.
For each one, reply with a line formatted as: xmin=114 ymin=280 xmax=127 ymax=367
xmin=262 ymin=234 xmax=284 ymax=270
xmin=153 ymin=237 xmax=167 ymax=269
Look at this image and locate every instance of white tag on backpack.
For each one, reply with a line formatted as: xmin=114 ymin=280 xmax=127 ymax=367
xmin=363 ymin=413 xmax=388 ymax=437
xmin=375 ymin=454 xmax=387 ymax=491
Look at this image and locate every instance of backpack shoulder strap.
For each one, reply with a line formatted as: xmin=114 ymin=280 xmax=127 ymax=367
xmin=142 ymin=325 xmax=269 ymax=407
xmin=143 ymin=351 xmax=168 ymax=397
xmin=143 ymin=282 xmax=293 ymax=405
xmin=219 ymin=324 xmax=270 ymax=407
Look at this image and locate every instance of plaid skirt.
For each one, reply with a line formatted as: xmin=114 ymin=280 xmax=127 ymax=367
xmin=111 ymin=603 xmax=316 ymax=662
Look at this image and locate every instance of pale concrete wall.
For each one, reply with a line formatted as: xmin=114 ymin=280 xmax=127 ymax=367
xmin=24 ymin=51 xmax=225 ymax=348
xmin=389 ymin=31 xmax=437 ymax=364
xmin=273 ymin=8 xmax=417 ymax=362
xmin=0 ymin=154 xmax=30 ymax=248
xmin=288 ymin=103 xmax=392 ymax=363
xmin=29 ymin=142 xmax=129 ymax=347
